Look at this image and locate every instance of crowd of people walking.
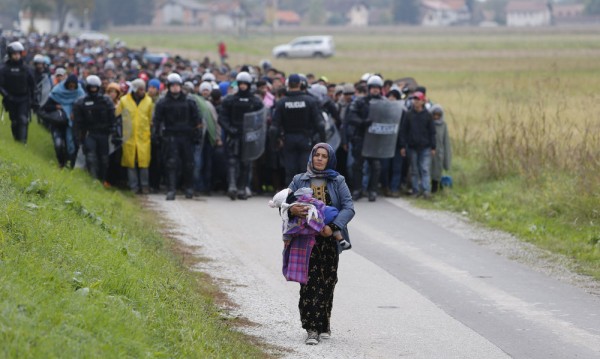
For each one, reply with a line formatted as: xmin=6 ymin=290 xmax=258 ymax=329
xmin=0 ymin=31 xmax=452 ymax=201
xmin=0 ymin=30 xmax=455 ymax=345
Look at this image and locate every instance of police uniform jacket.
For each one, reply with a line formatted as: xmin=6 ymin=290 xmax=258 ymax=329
xmin=0 ymin=59 xmax=35 ymax=103
xmin=218 ymin=89 xmax=264 ymax=137
xmin=270 ymin=91 xmax=326 ymax=142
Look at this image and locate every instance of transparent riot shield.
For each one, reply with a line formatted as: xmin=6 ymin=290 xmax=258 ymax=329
xmin=361 ymin=99 xmax=403 ymax=159
xmin=242 ymin=108 xmax=268 ymax=161
xmin=323 ymin=111 xmax=341 ymax=151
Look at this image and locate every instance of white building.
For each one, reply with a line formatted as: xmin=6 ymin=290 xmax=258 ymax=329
xmin=153 ymin=0 xmax=209 ymax=26
xmin=421 ymin=0 xmax=471 ymax=26
xmin=506 ymin=1 xmax=551 ymax=27
xmin=153 ymin=0 xmax=246 ymax=30
xmin=347 ymin=3 xmax=369 ymax=26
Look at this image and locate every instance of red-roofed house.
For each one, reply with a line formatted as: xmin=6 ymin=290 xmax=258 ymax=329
xmin=505 ymin=1 xmax=551 ymax=27
xmin=276 ymin=10 xmax=301 ymax=26
xmin=421 ymin=0 xmax=471 ymax=26
xmin=552 ymin=3 xmax=585 ymax=24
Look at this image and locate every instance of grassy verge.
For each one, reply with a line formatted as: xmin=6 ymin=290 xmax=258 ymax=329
xmin=428 ymin=157 xmax=600 ymax=280
xmin=0 ymin=120 xmax=265 ymax=357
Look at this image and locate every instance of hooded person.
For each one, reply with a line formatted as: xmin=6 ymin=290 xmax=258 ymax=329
xmin=147 ymin=78 xmax=162 ymax=103
xmin=429 ymin=104 xmax=451 ymax=193
xmin=283 ymin=142 xmax=355 ymax=345
xmin=116 ymin=78 xmax=155 ymax=194
xmin=43 ymin=74 xmax=85 ymax=167
xmin=105 ymin=82 xmax=122 ymax=106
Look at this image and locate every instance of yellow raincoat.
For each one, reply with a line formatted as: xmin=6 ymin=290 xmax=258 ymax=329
xmin=117 ymin=93 xmax=154 ymax=168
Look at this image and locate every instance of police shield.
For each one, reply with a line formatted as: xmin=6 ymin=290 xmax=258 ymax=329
xmin=242 ymin=108 xmax=267 ymax=161
xmin=323 ymin=111 xmax=341 ymax=151
xmin=36 ymin=76 xmax=52 ymax=109
xmin=361 ymin=99 xmax=403 ymax=159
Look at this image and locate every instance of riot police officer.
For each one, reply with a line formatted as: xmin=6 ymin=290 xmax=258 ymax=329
xmin=345 ymin=75 xmax=385 ymax=202
xmin=73 ymin=75 xmax=118 ymax=185
xmin=32 ymin=54 xmax=52 ymax=122
xmin=269 ymin=74 xmax=326 ymax=185
xmin=219 ymin=71 xmax=264 ymax=200
xmin=0 ymin=26 xmax=6 ymax=61
xmin=153 ymin=73 xmax=203 ymax=201
xmin=0 ymin=41 xmax=35 ymax=143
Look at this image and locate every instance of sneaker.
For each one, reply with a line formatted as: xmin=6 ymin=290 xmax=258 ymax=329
xmin=227 ymin=189 xmax=237 ymax=201
xmin=141 ymin=187 xmax=150 ymax=195
xmin=423 ymin=192 xmax=432 ymax=200
xmin=237 ymin=191 xmax=248 ymax=200
xmin=368 ymin=191 xmax=377 ymax=202
xmin=338 ymin=239 xmax=352 ymax=250
xmin=319 ymin=331 xmax=331 ymax=340
xmin=305 ymin=330 xmax=319 ymax=345
xmin=166 ymin=191 xmax=176 ymax=201
xmin=352 ymin=190 xmax=362 ymax=201
xmin=185 ymin=189 xmax=194 ymax=199
xmin=390 ymin=191 xmax=401 ymax=198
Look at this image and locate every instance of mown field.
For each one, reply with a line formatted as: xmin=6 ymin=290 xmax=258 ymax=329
xmin=113 ymin=26 xmax=600 ymax=280
xmin=0 ymin=120 xmax=265 ymax=357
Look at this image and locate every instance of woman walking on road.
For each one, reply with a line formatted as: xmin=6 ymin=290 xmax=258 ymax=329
xmin=287 ymin=143 xmax=355 ymax=345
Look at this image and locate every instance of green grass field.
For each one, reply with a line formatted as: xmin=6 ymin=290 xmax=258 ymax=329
xmin=111 ymin=26 xmax=600 ymax=279
xmin=0 ymin=120 xmax=265 ymax=357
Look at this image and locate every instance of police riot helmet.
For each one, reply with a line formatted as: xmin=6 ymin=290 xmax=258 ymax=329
xmin=183 ymin=81 xmax=195 ymax=92
xmin=235 ymin=71 xmax=252 ymax=85
xmin=201 ymin=72 xmax=216 ymax=82
xmin=367 ymin=75 xmax=383 ymax=88
xmin=85 ymin=75 xmax=102 ymax=92
xmin=167 ymin=73 xmax=183 ymax=86
xmin=308 ymin=84 xmax=327 ymax=102
xmin=360 ymin=73 xmax=372 ymax=82
xmin=7 ymin=41 xmax=25 ymax=55
xmin=298 ymin=74 xmax=308 ymax=91
xmin=33 ymin=54 xmax=46 ymax=64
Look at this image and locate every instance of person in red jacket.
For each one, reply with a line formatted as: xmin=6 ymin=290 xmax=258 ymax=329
xmin=218 ymin=41 xmax=228 ymax=64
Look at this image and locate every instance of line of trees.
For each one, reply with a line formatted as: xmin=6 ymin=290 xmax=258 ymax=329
xmin=1 ymin=0 xmax=155 ymax=32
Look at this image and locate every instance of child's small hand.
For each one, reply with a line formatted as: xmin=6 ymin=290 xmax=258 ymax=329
xmin=320 ymin=225 xmax=333 ymax=237
xmin=290 ymin=204 xmax=309 ymax=217
xmin=284 ymin=240 xmax=291 ymax=248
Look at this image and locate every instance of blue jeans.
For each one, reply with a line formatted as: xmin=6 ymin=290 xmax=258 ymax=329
xmin=409 ymin=148 xmax=432 ymax=195
xmin=193 ymin=143 xmax=203 ymax=191
xmin=389 ymin=151 xmax=404 ymax=192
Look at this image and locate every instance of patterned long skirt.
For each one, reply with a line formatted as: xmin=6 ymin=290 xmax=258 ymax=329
xmin=299 ymin=236 xmax=339 ymax=333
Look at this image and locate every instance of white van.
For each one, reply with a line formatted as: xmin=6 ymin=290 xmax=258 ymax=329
xmin=272 ymin=36 xmax=335 ymax=59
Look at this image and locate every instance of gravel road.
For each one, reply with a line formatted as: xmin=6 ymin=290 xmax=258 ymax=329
xmin=147 ymin=194 xmax=600 ymax=359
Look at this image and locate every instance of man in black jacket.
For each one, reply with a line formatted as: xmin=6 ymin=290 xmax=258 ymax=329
xmin=219 ymin=71 xmax=264 ymax=200
xmin=73 ymin=75 xmax=118 ymax=186
xmin=399 ymin=91 xmax=436 ymax=199
xmin=345 ymin=75 xmax=385 ymax=202
xmin=0 ymin=41 xmax=35 ymax=143
xmin=269 ymin=74 xmax=325 ymax=185
xmin=153 ymin=73 xmax=203 ymax=201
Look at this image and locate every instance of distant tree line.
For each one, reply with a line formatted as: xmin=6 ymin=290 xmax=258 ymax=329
xmin=3 ymin=0 xmax=600 ymax=31
xmin=2 ymin=0 xmax=155 ymax=31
